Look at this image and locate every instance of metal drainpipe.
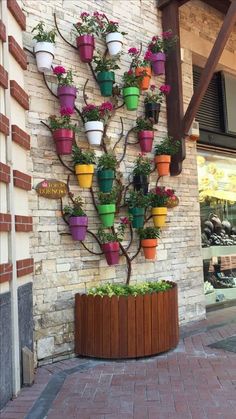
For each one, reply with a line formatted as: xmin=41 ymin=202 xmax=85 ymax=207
xmin=1 ymin=0 xmax=21 ymax=397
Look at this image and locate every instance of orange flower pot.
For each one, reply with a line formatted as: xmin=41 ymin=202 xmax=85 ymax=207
xmin=135 ymin=66 xmax=151 ymax=90
xmin=155 ymin=155 xmax=171 ymax=176
xmin=141 ymin=239 xmax=158 ymax=260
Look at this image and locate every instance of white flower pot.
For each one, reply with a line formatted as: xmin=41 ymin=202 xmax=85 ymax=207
xmin=105 ymin=32 xmax=123 ymax=56
xmin=84 ymin=121 xmax=104 ymax=146
xmin=34 ymin=42 xmax=55 ymax=72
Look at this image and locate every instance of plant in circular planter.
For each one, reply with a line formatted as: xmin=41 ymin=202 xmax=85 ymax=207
xmin=97 ymin=187 xmax=117 ymax=227
xmin=97 ymin=218 xmax=127 ymax=266
xmin=72 ymin=145 xmax=96 ymax=188
xmin=63 ymin=195 xmax=88 ymax=241
xmin=144 ymin=84 xmax=171 ymax=123
xmin=97 ymin=152 xmax=118 ymax=193
xmin=73 ymin=12 xmax=101 ymax=63
xmin=133 ymin=154 xmax=152 ymax=195
xmin=32 ymin=21 xmax=56 ymax=72
xmin=82 ymin=101 xmax=114 ymax=146
xmin=122 ymin=69 xmax=142 ymax=111
xmin=137 ymin=226 xmax=160 ymax=260
xmin=53 ymin=66 xmax=77 ymax=110
xmin=93 ymin=51 xmax=121 ymax=97
xmin=154 ymin=135 xmax=180 ymax=176
xmin=48 ymin=108 xmax=78 ymax=155
xmin=126 ymin=190 xmax=149 ymax=229
xmin=100 ymin=15 xmax=127 ymax=56
xmin=128 ymin=48 xmax=152 ymax=90
xmin=134 ymin=117 xmax=155 ymax=153
xmin=149 ymin=187 xmax=171 ymax=228
xmin=147 ymin=30 xmax=177 ymax=76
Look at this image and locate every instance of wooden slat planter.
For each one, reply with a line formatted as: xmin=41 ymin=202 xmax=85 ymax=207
xmin=75 ymin=282 xmax=179 ymax=359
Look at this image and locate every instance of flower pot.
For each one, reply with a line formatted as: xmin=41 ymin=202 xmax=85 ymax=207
xmin=76 ymin=35 xmax=95 ymax=63
xmin=123 ymin=87 xmax=140 ymax=111
xmin=141 ymin=238 xmax=158 ymax=260
xmin=57 ymin=85 xmax=77 ymax=109
xmin=75 ymin=164 xmax=94 ymax=188
xmin=151 ymin=52 xmax=166 ymax=76
xmin=52 ymin=129 xmax=73 ymax=155
xmin=97 ymin=169 xmax=115 ymax=193
xmin=84 ymin=121 xmax=104 ymax=146
xmin=151 ymin=207 xmax=167 ymax=228
xmin=167 ymin=195 xmax=179 ymax=208
xmin=133 ymin=174 xmax=149 ymax=195
xmin=34 ymin=42 xmax=55 ymax=72
xmin=97 ymin=71 xmax=115 ymax=97
xmin=145 ymin=102 xmax=161 ymax=124
xmin=105 ymin=32 xmax=123 ymax=56
xmin=102 ymin=242 xmax=120 ymax=265
xmin=69 ymin=216 xmax=88 ymax=241
xmin=138 ymin=130 xmax=154 ymax=153
xmin=135 ymin=66 xmax=151 ymax=90
xmin=97 ymin=204 xmax=116 ymax=227
xmin=155 ymin=155 xmax=171 ymax=176
xmin=129 ymin=207 xmax=145 ymax=228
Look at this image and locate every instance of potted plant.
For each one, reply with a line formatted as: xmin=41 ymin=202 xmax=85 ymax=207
xmin=82 ymin=101 xmax=114 ymax=146
xmin=63 ymin=196 xmax=88 ymax=241
xmin=93 ymin=51 xmax=121 ymax=97
xmin=128 ymin=48 xmax=152 ymax=90
xmin=154 ymin=135 xmax=179 ymax=176
xmin=32 ymin=21 xmax=56 ymax=72
xmin=53 ymin=66 xmax=77 ymax=110
xmin=73 ymin=12 xmax=100 ymax=63
xmin=97 ymin=188 xmax=117 ymax=227
xmin=149 ymin=187 xmax=171 ymax=228
xmin=126 ymin=190 xmax=149 ymax=229
xmin=72 ymin=145 xmax=96 ymax=188
xmin=97 ymin=219 xmax=127 ymax=265
xmin=144 ymin=84 xmax=171 ymax=123
xmin=138 ymin=227 xmax=160 ymax=260
xmin=133 ymin=154 xmax=152 ymax=195
xmin=122 ymin=70 xmax=142 ymax=111
xmin=48 ymin=108 xmax=77 ymax=155
xmin=147 ymin=31 xmax=177 ymax=76
xmin=100 ymin=15 xmax=127 ymax=56
xmin=97 ymin=152 xmax=118 ymax=193
xmin=134 ymin=117 xmax=155 ymax=153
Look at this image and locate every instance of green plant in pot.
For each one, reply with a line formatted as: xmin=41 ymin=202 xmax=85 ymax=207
xmin=122 ymin=69 xmax=142 ymax=111
xmin=97 ymin=187 xmax=117 ymax=227
xmin=93 ymin=51 xmax=121 ymax=97
xmin=133 ymin=154 xmax=152 ymax=195
xmin=97 ymin=218 xmax=128 ymax=266
xmin=138 ymin=226 xmax=160 ymax=260
xmin=48 ymin=108 xmax=78 ymax=155
xmin=63 ymin=196 xmax=88 ymax=241
xmin=72 ymin=145 xmax=96 ymax=188
xmin=144 ymin=84 xmax=171 ymax=124
xmin=126 ymin=190 xmax=149 ymax=228
xmin=97 ymin=152 xmax=118 ymax=193
xmin=32 ymin=21 xmax=56 ymax=72
xmin=134 ymin=117 xmax=155 ymax=153
xmin=154 ymin=135 xmax=180 ymax=177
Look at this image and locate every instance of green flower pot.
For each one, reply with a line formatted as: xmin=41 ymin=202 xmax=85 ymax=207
xmin=97 ymin=71 xmax=115 ymax=97
xmin=129 ymin=207 xmax=145 ymax=228
xmin=97 ymin=169 xmax=115 ymax=193
xmin=97 ymin=204 xmax=116 ymax=227
xmin=123 ymin=87 xmax=140 ymax=110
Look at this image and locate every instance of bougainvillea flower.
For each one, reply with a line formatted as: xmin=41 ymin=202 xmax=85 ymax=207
xmin=53 ymin=66 xmax=66 ymax=75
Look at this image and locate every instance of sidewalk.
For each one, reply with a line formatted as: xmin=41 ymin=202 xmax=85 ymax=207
xmin=1 ymin=306 xmax=236 ymax=419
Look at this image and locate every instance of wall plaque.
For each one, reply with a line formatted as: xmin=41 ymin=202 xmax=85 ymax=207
xmin=36 ymin=179 xmax=67 ymax=199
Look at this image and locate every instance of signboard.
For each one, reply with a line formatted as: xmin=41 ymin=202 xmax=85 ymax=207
xmin=36 ymin=179 xmax=67 ymax=199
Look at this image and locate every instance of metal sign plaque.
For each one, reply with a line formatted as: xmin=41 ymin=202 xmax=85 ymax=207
xmin=36 ymin=179 xmax=67 ymax=199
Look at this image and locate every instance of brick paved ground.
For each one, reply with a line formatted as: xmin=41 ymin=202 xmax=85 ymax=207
xmin=1 ymin=306 xmax=236 ymax=419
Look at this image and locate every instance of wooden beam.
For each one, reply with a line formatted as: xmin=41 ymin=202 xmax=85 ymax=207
xmin=203 ymin=0 xmax=230 ymax=15
xmin=157 ymin=0 xmax=189 ymax=9
xmin=183 ymin=0 xmax=236 ymax=135
xmin=162 ymin=0 xmax=185 ymax=176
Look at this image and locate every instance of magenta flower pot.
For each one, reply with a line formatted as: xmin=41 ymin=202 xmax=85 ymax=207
xmin=76 ymin=35 xmax=95 ymax=63
xmin=53 ymin=129 xmax=74 ymax=155
xmin=69 ymin=216 xmax=88 ymax=241
xmin=138 ymin=130 xmax=154 ymax=153
xmin=151 ymin=52 xmax=166 ymax=76
xmin=102 ymin=242 xmax=120 ymax=266
xmin=57 ymin=86 xmax=77 ymax=109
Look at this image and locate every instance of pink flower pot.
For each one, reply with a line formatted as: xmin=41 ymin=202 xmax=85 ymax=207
xmin=138 ymin=130 xmax=154 ymax=153
xmin=69 ymin=216 xmax=88 ymax=241
xmin=151 ymin=52 xmax=166 ymax=76
xmin=57 ymin=86 xmax=77 ymax=109
xmin=102 ymin=242 xmax=120 ymax=266
xmin=53 ymin=129 xmax=74 ymax=155
xmin=76 ymin=35 xmax=95 ymax=63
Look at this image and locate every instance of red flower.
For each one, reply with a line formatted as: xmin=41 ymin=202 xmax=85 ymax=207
xmin=152 ymin=36 xmax=159 ymax=42
xmin=160 ymin=84 xmax=171 ymax=94
xmin=53 ymin=66 xmax=66 ymax=75
xmin=82 ymin=104 xmax=97 ymax=113
xmin=80 ymin=12 xmax=90 ymax=19
xmin=150 ymin=84 xmax=156 ymax=91
xmin=144 ymin=50 xmax=152 ymax=61
xmin=100 ymin=101 xmax=114 ymax=112
xmin=60 ymin=107 xmax=74 ymax=116
xmin=128 ymin=47 xmax=139 ymax=55
xmin=162 ymin=30 xmax=173 ymax=39
xmin=120 ymin=217 xmax=129 ymax=225
xmin=127 ymin=69 xmax=133 ymax=75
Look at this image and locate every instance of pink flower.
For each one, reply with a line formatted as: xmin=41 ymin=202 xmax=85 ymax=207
xmin=128 ymin=47 xmax=139 ymax=55
xmin=109 ymin=20 xmax=118 ymax=25
xmin=100 ymin=101 xmax=114 ymax=112
xmin=82 ymin=104 xmax=97 ymax=113
xmin=53 ymin=66 xmax=66 ymax=75
xmin=144 ymin=50 xmax=152 ymax=61
xmin=80 ymin=12 xmax=89 ymax=19
xmin=162 ymin=30 xmax=173 ymax=39
xmin=127 ymin=69 xmax=133 ymax=75
xmin=160 ymin=84 xmax=171 ymax=94
xmin=60 ymin=107 xmax=74 ymax=116
xmin=120 ymin=217 xmax=129 ymax=225
xmin=152 ymin=36 xmax=159 ymax=42
xmin=150 ymin=84 xmax=156 ymax=91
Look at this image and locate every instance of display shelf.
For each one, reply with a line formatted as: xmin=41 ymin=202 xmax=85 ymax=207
xmin=202 ymin=245 xmax=236 ymax=260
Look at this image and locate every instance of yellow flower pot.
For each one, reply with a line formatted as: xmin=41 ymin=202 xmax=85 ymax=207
xmin=151 ymin=207 xmax=167 ymax=228
xmin=75 ymin=164 xmax=94 ymax=188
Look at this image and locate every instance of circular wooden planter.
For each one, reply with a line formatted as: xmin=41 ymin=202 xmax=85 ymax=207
xmin=75 ymin=281 xmax=179 ymax=359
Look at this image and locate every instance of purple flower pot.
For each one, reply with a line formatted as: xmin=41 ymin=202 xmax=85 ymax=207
xmin=76 ymin=35 xmax=95 ymax=63
xmin=69 ymin=216 xmax=88 ymax=241
xmin=151 ymin=52 xmax=166 ymax=76
xmin=53 ymin=129 xmax=74 ymax=155
xmin=138 ymin=130 xmax=154 ymax=153
xmin=57 ymin=85 xmax=77 ymax=109
xmin=102 ymin=242 xmax=120 ymax=266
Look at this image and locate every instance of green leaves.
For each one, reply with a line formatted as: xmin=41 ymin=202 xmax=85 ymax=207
xmin=154 ymin=136 xmax=180 ymax=156
xmin=72 ymin=145 xmax=96 ymax=165
xmin=137 ymin=227 xmax=160 ymax=239
xmin=32 ymin=21 xmax=56 ymax=43
xmin=88 ymin=281 xmax=172 ymax=297
xmin=97 ymin=153 xmax=118 ymax=171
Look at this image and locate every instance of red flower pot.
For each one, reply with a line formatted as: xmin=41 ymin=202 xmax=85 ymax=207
xmin=138 ymin=130 xmax=154 ymax=153
xmin=76 ymin=35 xmax=95 ymax=63
xmin=52 ymin=129 xmax=74 ymax=155
xmin=102 ymin=242 xmax=120 ymax=266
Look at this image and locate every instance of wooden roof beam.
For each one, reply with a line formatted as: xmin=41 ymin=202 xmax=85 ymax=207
xmin=157 ymin=0 xmax=190 ymax=10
